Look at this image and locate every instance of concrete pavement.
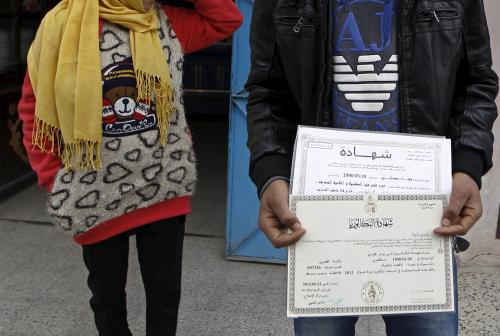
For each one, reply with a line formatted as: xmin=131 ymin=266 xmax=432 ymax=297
xmin=1 ymin=119 xmax=499 ymax=336
xmin=1 ymin=189 xmax=500 ymax=336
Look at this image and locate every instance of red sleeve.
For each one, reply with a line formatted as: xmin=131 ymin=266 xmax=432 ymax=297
xmin=164 ymin=0 xmax=243 ymax=54
xmin=18 ymin=72 xmax=61 ymax=192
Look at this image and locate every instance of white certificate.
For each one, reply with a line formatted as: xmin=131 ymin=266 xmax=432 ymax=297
xmin=287 ymin=127 xmax=454 ymax=317
xmin=291 ymin=126 xmax=452 ymax=196
xmin=287 ymin=194 xmax=455 ymax=317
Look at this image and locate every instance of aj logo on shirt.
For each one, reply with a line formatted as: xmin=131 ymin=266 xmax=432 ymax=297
xmin=333 ymin=0 xmax=400 ymax=132
xmin=101 ymin=58 xmax=158 ymax=137
xmin=335 ymin=0 xmax=395 ymax=54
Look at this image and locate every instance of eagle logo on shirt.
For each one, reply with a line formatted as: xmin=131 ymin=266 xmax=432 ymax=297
xmin=333 ymin=0 xmax=399 ymax=132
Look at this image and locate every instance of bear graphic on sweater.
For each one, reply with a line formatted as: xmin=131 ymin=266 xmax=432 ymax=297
xmin=101 ymin=58 xmax=156 ymax=136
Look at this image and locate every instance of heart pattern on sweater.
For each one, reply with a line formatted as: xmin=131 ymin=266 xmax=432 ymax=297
xmin=104 ymin=163 xmax=132 ymax=183
xmin=47 ymin=9 xmax=197 ymax=237
xmin=49 ymin=190 xmax=70 ymax=210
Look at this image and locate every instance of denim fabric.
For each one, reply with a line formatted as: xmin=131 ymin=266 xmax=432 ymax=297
xmin=294 ymin=260 xmax=458 ymax=336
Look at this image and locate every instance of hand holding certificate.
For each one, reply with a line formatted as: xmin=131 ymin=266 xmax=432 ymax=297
xmin=287 ymin=127 xmax=455 ymax=317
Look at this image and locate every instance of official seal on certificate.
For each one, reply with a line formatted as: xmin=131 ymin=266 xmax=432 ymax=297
xmin=361 ymin=281 xmax=384 ymax=305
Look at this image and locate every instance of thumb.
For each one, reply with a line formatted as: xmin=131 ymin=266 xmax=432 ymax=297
xmin=442 ymin=190 xmax=467 ymax=227
xmin=275 ymin=198 xmax=301 ymax=231
xmin=270 ymin=193 xmax=301 ymax=230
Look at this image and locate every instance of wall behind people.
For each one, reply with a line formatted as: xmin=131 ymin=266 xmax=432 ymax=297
xmin=459 ymin=0 xmax=500 ymax=265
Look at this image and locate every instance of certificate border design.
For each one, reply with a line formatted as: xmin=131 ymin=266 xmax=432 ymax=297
xmin=288 ymin=194 xmax=453 ymax=316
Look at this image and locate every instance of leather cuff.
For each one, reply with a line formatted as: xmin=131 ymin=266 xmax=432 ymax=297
xmin=251 ymin=154 xmax=292 ymax=197
xmin=452 ymin=148 xmax=484 ymax=189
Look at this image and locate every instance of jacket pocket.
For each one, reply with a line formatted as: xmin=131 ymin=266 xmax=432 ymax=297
xmin=274 ymin=1 xmax=318 ymax=38
xmin=412 ymin=1 xmax=463 ymax=33
xmin=416 ymin=8 xmax=459 ymax=22
xmin=275 ymin=15 xmax=318 ymax=38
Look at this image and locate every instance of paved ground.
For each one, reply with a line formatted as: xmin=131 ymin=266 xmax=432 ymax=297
xmin=1 ymin=119 xmax=499 ymax=336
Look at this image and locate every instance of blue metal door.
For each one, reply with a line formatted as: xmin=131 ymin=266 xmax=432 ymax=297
xmin=226 ymin=0 xmax=287 ymax=263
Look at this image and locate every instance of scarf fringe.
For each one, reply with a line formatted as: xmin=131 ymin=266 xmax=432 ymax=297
xmin=32 ymin=69 xmax=174 ymax=172
xmin=136 ymin=69 xmax=175 ymax=144
xmin=32 ymin=117 xmax=102 ymax=171
xmin=61 ymin=141 xmax=102 ymax=171
xmin=32 ymin=117 xmax=62 ymax=155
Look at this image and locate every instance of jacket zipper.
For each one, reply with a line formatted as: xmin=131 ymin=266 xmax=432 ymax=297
xmin=294 ymin=17 xmax=304 ymax=33
xmin=398 ymin=0 xmax=413 ymax=133
xmin=324 ymin=0 xmax=333 ymax=126
xmin=317 ymin=0 xmax=330 ymax=126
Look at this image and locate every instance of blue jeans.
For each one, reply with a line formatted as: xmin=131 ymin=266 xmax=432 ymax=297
xmin=294 ymin=261 xmax=458 ymax=336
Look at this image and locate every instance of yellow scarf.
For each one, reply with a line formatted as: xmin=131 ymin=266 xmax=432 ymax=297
xmin=28 ymin=0 xmax=174 ymax=170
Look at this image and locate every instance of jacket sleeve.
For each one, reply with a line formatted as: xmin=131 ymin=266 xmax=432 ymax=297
xmin=18 ymin=71 xmax=61 ymax=192
xmin=245 ymin=0 xmax=301 ymax=196
xmin=163 ymin=0 xmax=243 ymax=54
xmin=448 ymin=0 xmax=499 ymax=187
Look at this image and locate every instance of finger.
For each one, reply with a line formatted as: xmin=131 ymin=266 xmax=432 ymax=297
xmin=434 ymin=223 xmax=468 ymax=236
xmin=270 ymin=227 xmax=307 ymax=248
xmin=280 ymin=212 xmax=301 ymax=230
xmin=442 ymin=189 xmax=468 ymax=227
xmin=259 ymin=209 xmax=305 ymax=247
xmin=259 ymin=214 xmax=299 ymax=247
xmin=435 ymin=204 xmax=482 ymax=236
xmin=267 ymin=197 xmax=301 ymax=230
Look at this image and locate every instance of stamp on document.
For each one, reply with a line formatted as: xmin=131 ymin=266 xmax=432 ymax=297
xmin=361 ymin=281 xmax=384 ymax=305
xmin=364 ymin=195 xmax=378 ymax=216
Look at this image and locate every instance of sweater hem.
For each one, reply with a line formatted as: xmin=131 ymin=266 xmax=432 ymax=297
xmin=74 ymin=196 xmax=192 ymax=245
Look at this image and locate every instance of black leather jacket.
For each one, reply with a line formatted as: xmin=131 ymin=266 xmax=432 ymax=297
xmin=245 ymin=0 xmax=498 ymax=195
